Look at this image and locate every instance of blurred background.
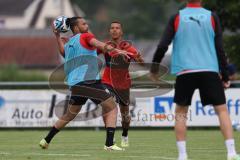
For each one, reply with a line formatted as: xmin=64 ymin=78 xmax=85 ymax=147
xmin=0 ymin=0 xmax=239 ymax=82
xmin=0 ymin=0 xmax=240 ymax=127
xmin=0 ymin=2 xmax=240 ymax=159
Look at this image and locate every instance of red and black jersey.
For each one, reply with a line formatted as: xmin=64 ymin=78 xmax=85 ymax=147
xmin=99 ymin=40 xmax=138 ymax=89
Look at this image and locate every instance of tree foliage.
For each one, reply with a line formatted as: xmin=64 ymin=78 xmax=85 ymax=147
xmin=72 ymin=0 xmax=178 ymax=39
xmin=202 ymin=0 xmax=240 ymax=32
xmin=72 ymin=0 xmax=240 ymax=69
xmin=203 ymin=0 xmax=240 ymax=69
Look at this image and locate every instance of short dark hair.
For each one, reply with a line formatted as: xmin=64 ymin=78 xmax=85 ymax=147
xmin=110 ymin=21 xmax=123 ymax=29
xmin=66 ymin=17 xmax=82 ymax=32
xmin=188 ymin=0 xmax=201 ymax=2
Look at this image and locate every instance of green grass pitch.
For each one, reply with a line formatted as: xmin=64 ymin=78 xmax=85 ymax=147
xmin=0 ymin=129 xmax=239 ymax=160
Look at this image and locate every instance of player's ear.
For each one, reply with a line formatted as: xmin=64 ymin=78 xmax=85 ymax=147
xmin=120 ymin=26 xmax=123 ymax=35
xmin=73 ymin=25 xmax=79 ymax=33
xmin=120 ymin=30 xmax=123 ymax=35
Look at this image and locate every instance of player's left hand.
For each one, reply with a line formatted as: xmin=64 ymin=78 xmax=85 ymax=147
xmin=149 ymin=72 xmax=159 ymax=82
xmin=223 ymin=81 xmax=231 ymax=89
xmin=111 ymin=49 xmax=131 ymax=60
xmin=134 ymin=53 xmax=144 ymax=63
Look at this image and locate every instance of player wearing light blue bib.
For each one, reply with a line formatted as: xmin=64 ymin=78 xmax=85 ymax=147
xmin=172 ymin=7 xmax=219 ymax=74
xmin=40 ymin=17 xmax=132 ymax=151
xmin=64 ymin=33 xmax=100 ymax=86
xmin=150 ymin=0 xmax=239 ymax=160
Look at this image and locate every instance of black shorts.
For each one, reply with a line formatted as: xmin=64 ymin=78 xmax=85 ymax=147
xmin=174 ymin=72 xmax=226 ymax=106
xmin=69 ymin=81 xmax=112 ymax=105
xmin=103 ymin=84 xmax=130 ymax=106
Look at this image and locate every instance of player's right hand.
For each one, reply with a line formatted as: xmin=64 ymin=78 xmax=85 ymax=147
xmin=51 ymin=21 xmax=60 ymax=37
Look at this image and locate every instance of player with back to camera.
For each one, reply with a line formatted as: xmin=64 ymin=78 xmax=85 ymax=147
xmin=39 ymin=16 xmax=133 ymax=151
xmin=150 ymin=0 xmax=240 ymax=160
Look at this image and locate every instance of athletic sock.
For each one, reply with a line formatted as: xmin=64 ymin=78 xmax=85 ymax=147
xmin=105 ymin=127 xmax=116 ymax=147
xmin=225 ymin=139 xmax=237 ymax=158
xmin=177 ymin=141 xmax=187 ymax=159
xmin=44 ymin=126 xmax=60 ymax=143
xmin=122 ymin=128 xmax=128 ymax=137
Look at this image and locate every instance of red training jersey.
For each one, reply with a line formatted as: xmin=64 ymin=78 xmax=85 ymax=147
xmin=99 ymin=40 xmax=138 ymax=89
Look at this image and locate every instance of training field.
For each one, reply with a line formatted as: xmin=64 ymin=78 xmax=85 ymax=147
xmin=0 ymin=130 xmax=239 ymax=160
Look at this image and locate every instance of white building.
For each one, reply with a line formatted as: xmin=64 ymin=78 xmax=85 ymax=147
xmin=0 ymin=0 xmax=85 ymax=29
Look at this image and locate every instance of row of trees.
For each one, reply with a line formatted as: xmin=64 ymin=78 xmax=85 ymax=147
xmin=72 ymin=0 xmax=240 ymax=69
xmin=203 ymin=0 xmax=240 ymax=69
xmin=72 ymin=0 xmax=177 ymax=39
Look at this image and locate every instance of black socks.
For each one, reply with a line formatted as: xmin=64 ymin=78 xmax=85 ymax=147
xmin=44 ymin=126 xmax=60 ymax=143
xmin=122 ymin=128 xmax=128 ymax=137
xmin=105 ymin=127 xmax=116 ymax=147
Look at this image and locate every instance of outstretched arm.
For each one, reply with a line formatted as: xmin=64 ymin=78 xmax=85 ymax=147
xmin=89 ymin=38 xmax=131 ymax=59
xmin=89 ymin=38 xmax=115 ymax=53
xmin=52 ymin=23 xmax=65 ymax=57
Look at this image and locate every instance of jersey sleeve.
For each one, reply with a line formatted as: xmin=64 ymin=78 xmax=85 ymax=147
xmin=126 ymin=46 xmax=138 ymax=59
xmin=212 ymin=12 xmax=229 ymax=82
xmin=97 ymin=48 xmax=103 ymax=55
xmin=150 ymin=13 xmax=178 ymax=73
xmin=80 ymin=32 xmax=96 ymax=50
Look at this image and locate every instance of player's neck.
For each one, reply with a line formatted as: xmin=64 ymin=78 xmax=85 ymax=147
xmin=73 ymin=31 xmax=79 ymax=35
xmin=189 ymin=2 xmax=201 ymax=4
xmin=111 ymin=38 xmax=122 ymax=44
xmin=187 ymin=2 xmax=202 ymax=8
xmin=188 ymin=0 xmax=201 ymax=3
xmin=73 ymin=30 xmax=87 ymax=35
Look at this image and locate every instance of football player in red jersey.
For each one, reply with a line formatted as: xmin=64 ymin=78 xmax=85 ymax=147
xmin=98 ymin=21 xmax=144 ymax=147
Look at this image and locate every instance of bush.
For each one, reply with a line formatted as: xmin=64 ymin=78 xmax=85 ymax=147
xmin=224 ymin=34 xmax=240 ymax=70
xmin=0 ymin=65 xmax=48 ymax=81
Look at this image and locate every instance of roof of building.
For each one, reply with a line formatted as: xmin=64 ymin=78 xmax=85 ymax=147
xmin=0 ymin=0 xmax=34 ymax=16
